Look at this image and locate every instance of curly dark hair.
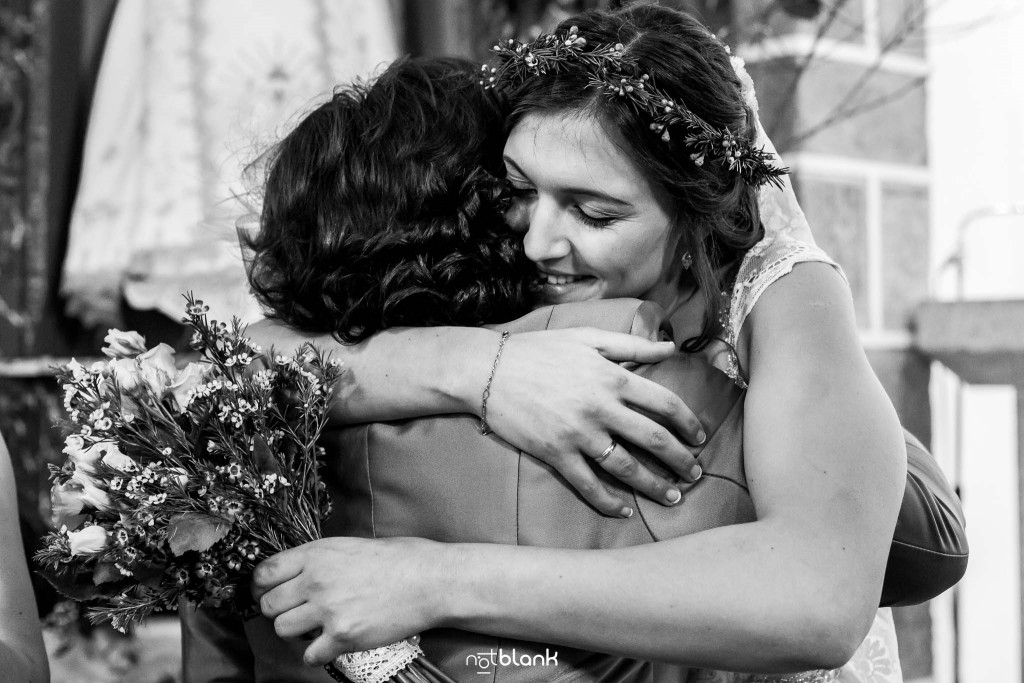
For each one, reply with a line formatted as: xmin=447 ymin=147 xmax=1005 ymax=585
xmin=245 ymin=57 xmax=537 ymax=342
xmin=505 ymin=3 xmax=765 ymax=352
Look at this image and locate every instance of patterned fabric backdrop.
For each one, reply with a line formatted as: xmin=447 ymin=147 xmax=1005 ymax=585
xmin=62 ymin=0 xmax=399 ymax=328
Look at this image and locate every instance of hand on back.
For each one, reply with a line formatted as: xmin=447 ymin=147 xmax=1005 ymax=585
xmin=485 ymin=328 xmax=706 ymax=517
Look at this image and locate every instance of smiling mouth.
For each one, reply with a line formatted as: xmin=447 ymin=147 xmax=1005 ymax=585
xmin=540 ymin=273 xmax=591 ymax=286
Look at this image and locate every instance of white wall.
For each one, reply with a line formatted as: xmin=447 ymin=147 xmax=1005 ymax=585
xmin=928 ymin=1 xmax=1024 ymax=681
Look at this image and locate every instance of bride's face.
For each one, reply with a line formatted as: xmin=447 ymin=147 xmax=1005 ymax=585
xmin=503 ymin=111 xmax=681 ymax=308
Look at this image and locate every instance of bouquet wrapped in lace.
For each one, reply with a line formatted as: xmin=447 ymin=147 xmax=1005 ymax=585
xmin=36 ymin=294 xmax=453 ymax=683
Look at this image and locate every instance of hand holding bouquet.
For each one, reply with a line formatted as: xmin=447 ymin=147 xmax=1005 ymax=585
xmin=37 ymin=294 xmax=453 ymax=683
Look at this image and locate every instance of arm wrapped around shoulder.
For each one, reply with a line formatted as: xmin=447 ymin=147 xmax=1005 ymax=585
xmin=882 ymin=430 xmax=968 ymax=606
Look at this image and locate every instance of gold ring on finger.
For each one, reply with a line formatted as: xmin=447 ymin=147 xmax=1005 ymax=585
xmin=594 ymin=440 xmax=618 ymax=464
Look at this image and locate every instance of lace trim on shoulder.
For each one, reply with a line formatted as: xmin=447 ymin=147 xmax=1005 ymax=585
xmin=718 ymin=236 xmax=843 ymax=389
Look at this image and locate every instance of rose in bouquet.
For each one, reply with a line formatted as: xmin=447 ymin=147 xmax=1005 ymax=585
xmin=36 ymin=294 xmax=453 ymax=683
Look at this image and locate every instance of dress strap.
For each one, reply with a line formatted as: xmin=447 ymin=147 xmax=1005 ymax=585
xmin=718 ymin=234 xmax=845 ymax=388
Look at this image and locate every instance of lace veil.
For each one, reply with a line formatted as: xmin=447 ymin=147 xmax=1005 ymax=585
xmin=729 ymin=55 xmax=816 ymax=246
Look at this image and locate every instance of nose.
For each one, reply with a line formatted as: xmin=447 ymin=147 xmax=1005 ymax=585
xmin=522 ymin=197 xmax=571 ymax=264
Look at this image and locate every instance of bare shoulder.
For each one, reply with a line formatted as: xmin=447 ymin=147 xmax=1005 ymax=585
xmin=749 ymin=260 xmax=854 ymax=325
xmin=742 ymin=260 xmax=861 ymax=374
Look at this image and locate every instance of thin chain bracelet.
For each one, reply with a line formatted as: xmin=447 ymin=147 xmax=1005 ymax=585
xmin=479 ymin=330 xmax=511 ymax=435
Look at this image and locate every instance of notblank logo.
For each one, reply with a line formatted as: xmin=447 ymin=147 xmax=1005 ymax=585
xmin=466 ymin=648 xmax=559 ymax=675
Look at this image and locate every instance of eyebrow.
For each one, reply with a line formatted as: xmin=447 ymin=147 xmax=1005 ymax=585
xmin=503 ymin=155 xmax=633 ymax=208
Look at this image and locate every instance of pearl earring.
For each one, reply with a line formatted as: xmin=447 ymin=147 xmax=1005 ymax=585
xmin=681 ymin=251 xmax=693 ymax=269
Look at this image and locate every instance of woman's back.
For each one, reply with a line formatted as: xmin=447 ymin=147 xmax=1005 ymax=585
xmin=227 ymin=299 xmax=750 ymax=682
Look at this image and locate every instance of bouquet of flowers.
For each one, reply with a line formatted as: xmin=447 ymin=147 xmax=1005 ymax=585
xmin=36 ymin=294 xmax=453 ymax=683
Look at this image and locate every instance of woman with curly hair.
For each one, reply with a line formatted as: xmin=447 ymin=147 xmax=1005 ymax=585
xmin=244 ymin=56 xmax=537 ymax=343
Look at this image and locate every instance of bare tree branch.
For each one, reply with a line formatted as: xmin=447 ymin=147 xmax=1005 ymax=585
xmin=788 ymin=0 xmax=931 ymax=146
xmin=764 ymin=0 xmax=851 ymax=143
xmin=790 ymin=75 xmax=926 ymax=146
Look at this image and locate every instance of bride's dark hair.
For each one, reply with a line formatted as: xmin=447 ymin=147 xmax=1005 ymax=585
xmin=246 ymin=57 xmax=536 ymax=342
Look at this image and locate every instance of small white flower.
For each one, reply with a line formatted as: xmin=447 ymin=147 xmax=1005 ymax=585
xmin=66 ymin=358 xmax=87 ymax=380
xmin=63 ymin=434 xmax=86 ymax=456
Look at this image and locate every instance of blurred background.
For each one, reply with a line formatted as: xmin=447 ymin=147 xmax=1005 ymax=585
xmin=0 ymin=0 xmax=1022 ymax=681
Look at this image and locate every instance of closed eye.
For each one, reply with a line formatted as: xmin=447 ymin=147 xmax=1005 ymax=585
xmin=572 ymin=205 xmax=616 ymax=228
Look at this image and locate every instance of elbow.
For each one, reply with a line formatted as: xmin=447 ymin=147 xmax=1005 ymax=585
xmin=796 ymin=622 xmax=863 ymax=670
xmin=782 ymin=601 xmax=874 ymax=671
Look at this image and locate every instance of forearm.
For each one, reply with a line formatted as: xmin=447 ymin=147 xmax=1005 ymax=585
xmin=246 ymin=320 xmax=498 ymax=422
xmin=438 ymin=520 xmax=876 ymax=672
xmin=333 ymin=326 xmax=499 ymax=421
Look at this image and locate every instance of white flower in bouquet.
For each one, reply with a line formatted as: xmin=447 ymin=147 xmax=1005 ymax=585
xmin=67 ymin=525 xmax=109 ymax=557
xmin=101 ymin=445 xmax=138 ymax=472
xmin=69 ymin=469 xmax=113 ymax=511
xmin=62 ymin=434 xmax=88 ymax=458
xmin=65 ymin=358 xmax=88 ymax=381
xmin=66 ymin=440 xmax=122 ymax=474
xmin=169 ymin=362 xmax=210 ymax=413
xmin=102 ymin=329 xmax=148 ymax=359
xmin=107 ymin=343 xmax=178 ymax=399
xmin=108 ymin=357 xmax=142 ymax=393
xmin=135 ymin=343 xmax=178 ymax=398
xmin=50 ymin=481 xmax=86 ymax=526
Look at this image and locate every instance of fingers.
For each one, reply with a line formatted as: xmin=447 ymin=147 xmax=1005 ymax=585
xmin=258 ymin=581 xmax=308 ymax=620
xmin=564 ymin=329 xmax=706 ymax=447
xmin=552 ymin=455 xmax=635 ymax=518
xmin=304 ymin=631 xmax=348 ymax=668
xmin=600 ymin=402 xmax=702 ymax=483
xmin=590 ymin=438 xmax=683 ymax=506
xmin=576 ymin=329 xmax=676 ymax=364
xmin=251 ymin=552 xmax=304 ymax=601
xmin=272 ymin=603 xmax=323 ymax=640
xmin=619 ymin=373 xmax=706 ymax=447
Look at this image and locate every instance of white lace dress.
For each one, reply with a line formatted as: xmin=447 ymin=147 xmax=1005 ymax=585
xmin=692 ymin=232 xmax=904 ymax=683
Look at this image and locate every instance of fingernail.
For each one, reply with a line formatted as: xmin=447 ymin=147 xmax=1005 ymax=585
xmin=622 ymin=506 xmax=634 ymax=518
xmin=665 ymin=488 xmax=681 ymax=504
xmin=689 ymin=463 xmax=703 ymax=481
xmin=696 ymin=430 xmax=707 ymax=445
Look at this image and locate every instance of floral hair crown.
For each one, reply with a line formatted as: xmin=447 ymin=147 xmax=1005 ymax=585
xmin=481 ymin=26 xmax=788 ymax=189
